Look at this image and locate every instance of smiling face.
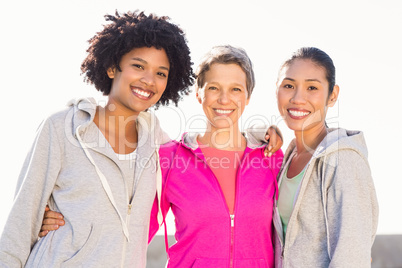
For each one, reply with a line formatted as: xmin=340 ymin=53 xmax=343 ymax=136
xmin=107 ymin=46 xmax=170 ymax=115
xmin=196 ymin=63 xmax=250 ymax=132
xmin=277 ymin=59 xmax=338 ymax=133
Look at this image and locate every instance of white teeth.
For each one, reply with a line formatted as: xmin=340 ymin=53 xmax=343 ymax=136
xmin=133 ymin=88 xmax=151 ymax=98
xmin=289 ymin=110 xmax=310 ymax=117
xmin=215 ymin=109 xmax=233 ymax=114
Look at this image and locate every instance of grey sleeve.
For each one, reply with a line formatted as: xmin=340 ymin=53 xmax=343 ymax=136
xmin=325 ymin=151 xmax=379 ymax=268
xmin=0 ymin=118 xmax=62 ymax=267
xmin=244 ymin=124 xmax=269 ymax=146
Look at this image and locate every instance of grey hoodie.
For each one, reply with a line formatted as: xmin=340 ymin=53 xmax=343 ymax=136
xmin=273 ymin=128 xmax=379 ymax=268
xmin=0 ymin=98 xmax=167 ymax=267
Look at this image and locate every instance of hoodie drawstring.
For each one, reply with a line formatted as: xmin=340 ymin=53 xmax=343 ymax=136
xmin=75 ymin=126 xmax=130 ymax=242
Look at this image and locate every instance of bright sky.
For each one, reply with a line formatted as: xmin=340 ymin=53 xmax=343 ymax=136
xmin=0 ymin=0 xmax=401 ymax=235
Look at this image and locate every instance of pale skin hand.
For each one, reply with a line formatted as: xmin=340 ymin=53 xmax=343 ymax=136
xmin=38 ymin=127 xmax=283 ymax=238
xmin=38 ymin=205 xmax=65 ymax=238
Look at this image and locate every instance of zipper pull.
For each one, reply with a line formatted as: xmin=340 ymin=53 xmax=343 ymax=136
xmin=230 ymin=214 xmax=235 ymax=227
xmin=128 ymin=204 xmax=132 ymax=215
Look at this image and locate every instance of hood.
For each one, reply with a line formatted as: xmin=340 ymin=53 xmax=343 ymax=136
xmin=284 ymin=128 xmax=369 ymax=163
xmin=67 ymin=98 xmax=160 ymax=145
xmin=67 ymin=97 xmax=97 ymax=138
xmin=180 ymin=131 xmax=266 ymax=151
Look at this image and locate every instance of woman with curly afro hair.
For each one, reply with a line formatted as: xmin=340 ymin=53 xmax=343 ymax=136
xmin=0 ymin=10 xmax=194 ymax=267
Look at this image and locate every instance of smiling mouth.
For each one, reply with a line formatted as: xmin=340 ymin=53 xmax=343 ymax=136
xmin=288 ymin=109 xmax=311 ymax=118
xmin=131 ymin=87 xmax=154 ymax=100
xmin=214 ymin=109 xmax=234 ymax=116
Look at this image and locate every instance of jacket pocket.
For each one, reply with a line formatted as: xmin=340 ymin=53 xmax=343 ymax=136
xmin=192 ymin=258 xmax=268 ymax=267
xmin=234 ymin=258 xmax=268 ymax=267
xmin=27 ymin=230 xmax=56 ymax=267
xmin=191 ymin=258 xmax=228 ymax=267
xmin=61 ymin=224 xmax=101 ymax=267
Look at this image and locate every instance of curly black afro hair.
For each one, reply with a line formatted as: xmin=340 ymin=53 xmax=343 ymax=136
xmin=81 ymin=10 xmax=195 ymax=107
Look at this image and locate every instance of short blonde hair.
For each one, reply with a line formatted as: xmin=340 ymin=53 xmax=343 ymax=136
xmin=195 ymin=45 xmax=255 ymax=98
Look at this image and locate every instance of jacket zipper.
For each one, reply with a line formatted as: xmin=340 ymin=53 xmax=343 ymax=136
xmin=193 ymin=151 xmax=236 ymax=267
xmin=230 ymin=214 xmax=235 ymax=268
xmin=191 ymin=146 xmax=251 ymax=268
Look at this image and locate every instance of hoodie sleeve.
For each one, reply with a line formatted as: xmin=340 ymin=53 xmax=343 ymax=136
xmin=325 ymin=150 xmax=379 ymax=267
xmin=0 ymin=117 xmax=62 ymax=266
xmin=244 ymin=124 xmax=270 ymax=146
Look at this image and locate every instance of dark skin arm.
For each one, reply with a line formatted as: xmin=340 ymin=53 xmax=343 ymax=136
xmin=39 ymin=126 xmax=283 ymax=237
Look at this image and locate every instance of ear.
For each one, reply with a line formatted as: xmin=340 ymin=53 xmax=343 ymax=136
xmin=107 ymin=67 xmax=116 ymax=79
xmin=196 ymin=88 xmax=203 ymax=104
xmin=327 ymin=85 xmax=339 ymax=107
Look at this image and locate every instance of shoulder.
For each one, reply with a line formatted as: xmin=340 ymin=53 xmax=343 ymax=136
xmin=47 ymin=97 xmax=96 ymax=124
xmin=322 ymin=147 xmax=369 ymax=172
xmin=159 ymin=140 xmax=180 ymax=159
xmin=33 ymin=105 xmax=74 ymax=136
xmin=320 ymin=148 xmax=373 ymax=193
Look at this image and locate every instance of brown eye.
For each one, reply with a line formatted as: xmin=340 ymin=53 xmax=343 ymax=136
xmin=132 ymin=64 xmax=144 ymax=70
xmin=157 ymin=72 xmax=168 ymax=78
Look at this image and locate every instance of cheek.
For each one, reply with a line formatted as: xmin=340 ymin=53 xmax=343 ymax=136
xmin=157 ymin=80 xmax=168 ymax=93
xmin=276 ymin=91 xmax=288 ymax=111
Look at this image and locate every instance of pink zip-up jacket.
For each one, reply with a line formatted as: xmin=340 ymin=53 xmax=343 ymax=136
xmin=150 ymin=132 xmax=283 ymax=267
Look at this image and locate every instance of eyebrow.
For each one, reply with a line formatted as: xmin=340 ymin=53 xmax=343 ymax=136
xmin=131 ymin=57 xmax=170 ymax=71
xmin=283 ymin=77 xmax=322 ymax=83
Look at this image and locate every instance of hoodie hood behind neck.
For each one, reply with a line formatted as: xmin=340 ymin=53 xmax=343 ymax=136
xmin=67 ymin=98 xmax=97 ymax=138
xmin=286 ymin=128 xmax=369 ymax=163
xmin=67 ymin=98 xmax=159 ymax=143
xmin=180 ymin=131 xmax=265 ymax=151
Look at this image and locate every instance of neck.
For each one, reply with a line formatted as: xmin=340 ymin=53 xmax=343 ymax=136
xmin=198 ymin=124 xmax=246 ymax=151
xmin=294 ymin=124 xmax=328 ymax=156
xmin=94 ymin=103 xmax=138 ymax=154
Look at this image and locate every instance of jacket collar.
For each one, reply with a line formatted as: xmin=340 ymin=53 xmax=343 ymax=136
xmin=180 ymin=131 xmax=266 ymax=151
xmin=69 ymin=98 xmax=160 ymax=167
xmin=284 ymin=128 xmax=367 ymax=162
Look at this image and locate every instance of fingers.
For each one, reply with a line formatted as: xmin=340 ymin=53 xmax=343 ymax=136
xmin=38 ymin=230 xmax=49 ymax=238
xmin=270 ymin=136 xmax=283 ymax=155
xmin=265 ymin=126 xmax=284 ymax=157
xmin=42 ymin=218 xmax=65 ymax=227
xmin=38 ymin=218 xmax=65 ymax=238
xmin=44 ymin=210 xmax=64 ymax=220
xmin=42 ymin=211 xmax=65 ymax=230
xmin=39 ymin=207 xmax=65 ymax=238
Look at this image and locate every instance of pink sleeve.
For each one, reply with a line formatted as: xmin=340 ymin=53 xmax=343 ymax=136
xmin=148 ymin=195 xmax=160 ymax=243
xmin=148 ymin=141 xmax=179 ymax=243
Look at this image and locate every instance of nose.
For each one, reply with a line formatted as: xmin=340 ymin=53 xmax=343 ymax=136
xmin=218 ymin=90 xmax=230 ymax=105
xmin=290 ymin=88 xmax=306 ymax=104
xmin=140 ymin=71 xmax=155 ymax=86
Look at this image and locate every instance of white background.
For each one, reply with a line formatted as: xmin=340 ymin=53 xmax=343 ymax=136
xmin=0 ymin=0 xmax=401 ymax=235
